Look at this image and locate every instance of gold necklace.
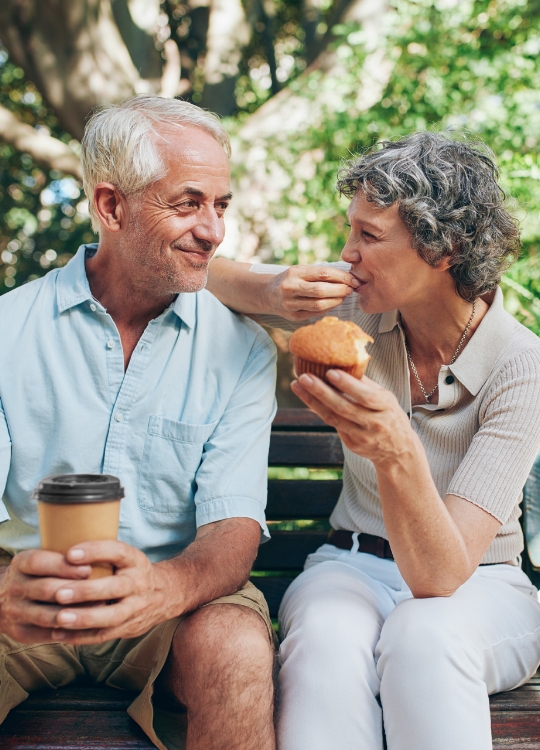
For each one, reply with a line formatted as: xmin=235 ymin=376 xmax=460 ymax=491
xmin=405 ymin=299 xmax=477 ymax=404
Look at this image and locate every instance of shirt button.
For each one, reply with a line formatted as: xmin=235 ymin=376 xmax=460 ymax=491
xmin=107 ymin=340 xmax=115 ymax=350
xmin=445 ymin=375 xmax=455 ymax=385
xmin=115 ymin=413 xmax=123 ymax=422
xmin=90 ymin=303 xmax=97 ymax=312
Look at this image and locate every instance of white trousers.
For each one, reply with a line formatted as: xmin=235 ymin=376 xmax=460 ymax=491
xmin=277 ymin=544 xmax=540 ymax=750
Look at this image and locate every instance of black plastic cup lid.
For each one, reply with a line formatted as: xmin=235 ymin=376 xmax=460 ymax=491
xmin=33 ymin=474 xmax=125 ymax=504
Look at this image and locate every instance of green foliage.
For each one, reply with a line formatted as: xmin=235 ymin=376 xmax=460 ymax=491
xmin=2 ymin=0 xmax=540 ymax=336
xmin=247 ymin=0 xmax=540 ymax=333
xmin=0 ymin=50 xmax=95 ymax=293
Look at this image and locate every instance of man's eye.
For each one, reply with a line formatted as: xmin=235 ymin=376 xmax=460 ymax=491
xmin=363 ymin=231 xmax=376 ymax=240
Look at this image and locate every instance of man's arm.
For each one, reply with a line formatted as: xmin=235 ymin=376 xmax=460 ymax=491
xmin=0 ymin=518 xmax=260 ymax=645
xmin=207 ymin=257 xmax=358 ymax=321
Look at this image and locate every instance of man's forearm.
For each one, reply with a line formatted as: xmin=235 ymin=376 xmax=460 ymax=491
xmin=207 ymin=258 xmax=271 ymax=315
xmin=154 ymin=518 xmax=261 ymax=619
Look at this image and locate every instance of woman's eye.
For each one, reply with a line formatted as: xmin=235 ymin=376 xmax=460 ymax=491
xmin=362 ymin=231 xmax=376 ymax=240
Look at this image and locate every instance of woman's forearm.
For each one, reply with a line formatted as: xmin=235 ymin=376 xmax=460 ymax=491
xmin=207 ymin=258 xmax=273 ymax=315
xmin=375 ymin=439 xmax=489 ymax=597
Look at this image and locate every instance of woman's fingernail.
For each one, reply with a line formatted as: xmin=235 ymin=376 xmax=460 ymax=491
xmin=58 ymin=611 xmax=77 ymax=625
xmin=69 ymin=549 xmax=85 ymax=561
xmin=299 ymin=374 xmax=314 ymax=386
xmin=327 ymin=370 xmax=340 ymax=382
xmin=57 ymin=589 xmax=74 ymax=603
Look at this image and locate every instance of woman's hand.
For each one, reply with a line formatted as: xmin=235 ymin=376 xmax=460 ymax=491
xmin=267 ymin=265 xmax=359 ymax=321
xmin=291 ymin=370 xmax=415 ymax=467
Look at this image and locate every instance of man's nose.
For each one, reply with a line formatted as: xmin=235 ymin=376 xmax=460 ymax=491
xmin=192 ymin=210 xmax=225 ymax=246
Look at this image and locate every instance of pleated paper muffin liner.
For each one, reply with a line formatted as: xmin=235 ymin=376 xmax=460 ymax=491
xmin=292 ymin=356 xmax=368 ymax=382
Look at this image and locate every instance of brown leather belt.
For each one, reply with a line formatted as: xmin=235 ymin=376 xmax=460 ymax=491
xmin=328 ymin=529 xmax=394 ymax=560
xmin=327 ymin=530 xmax=513 ymax=566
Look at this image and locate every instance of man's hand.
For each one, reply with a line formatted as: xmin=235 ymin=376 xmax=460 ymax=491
xmin=0 ymin=542 xmax=175 ymax=645
xmin=267 ymin=265 xmax=359 ymax=321
xmin=49 ymin=541 xmax=177 ymax=645
xmin=0 ymin=549 xmax=93 ymax=644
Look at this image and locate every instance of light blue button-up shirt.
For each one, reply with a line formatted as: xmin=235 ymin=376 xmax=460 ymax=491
xmin=0 ymin=245 xmax=276 ymax=561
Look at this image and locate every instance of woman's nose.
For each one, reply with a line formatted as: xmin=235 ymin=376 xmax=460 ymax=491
xmin=341 ymin=240 xmax=361 ymax=264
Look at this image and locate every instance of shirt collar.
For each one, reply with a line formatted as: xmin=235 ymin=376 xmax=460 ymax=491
xmin=378 ymin=308 xmax=400 ymax=333
xmin=56 ymin=245 xmax=94 ymax=313
xmin=377 ymin=287 xmax=516 ymax=395
xmin=449 ymin=287 xmax=516 ymax=395
xmin=56 ymin=243 xmax=196 ymax=328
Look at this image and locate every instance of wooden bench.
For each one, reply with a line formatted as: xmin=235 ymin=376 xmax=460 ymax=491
xmin=1 ymin=408 xmax=539 ymax=748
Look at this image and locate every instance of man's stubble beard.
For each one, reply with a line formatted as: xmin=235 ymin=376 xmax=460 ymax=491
xmin=127 ymin=215 xmax=212 ymax=296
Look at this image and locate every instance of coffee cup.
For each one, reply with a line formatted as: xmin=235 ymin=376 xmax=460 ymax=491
xmin=34 ymin=474 xmax=124 ymax=579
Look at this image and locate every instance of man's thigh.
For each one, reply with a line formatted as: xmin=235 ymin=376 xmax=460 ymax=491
xmin=0 ymin=633 xmax=84 ymax=722
xmin=0 ymin=581 xmax=275 ymax=750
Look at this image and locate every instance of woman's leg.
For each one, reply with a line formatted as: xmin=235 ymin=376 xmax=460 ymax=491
xmin=277 ymin=559 xmax=397 ymax=750
xmin=377 ymin=564 xmax=540 ymax=750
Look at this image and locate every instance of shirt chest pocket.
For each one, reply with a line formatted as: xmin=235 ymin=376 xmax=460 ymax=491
xmin=138 ymin=416 xmax=218 ymax=514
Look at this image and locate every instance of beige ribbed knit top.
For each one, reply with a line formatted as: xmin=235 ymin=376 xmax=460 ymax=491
xmin=252 ymin=263 xmax=540 ymax=563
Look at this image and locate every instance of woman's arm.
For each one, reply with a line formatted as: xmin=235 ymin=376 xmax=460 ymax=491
xmin=292 ymin=370 xmax=502 ymax=598
xmin=207 ymin=257 xmax=359 ymax=321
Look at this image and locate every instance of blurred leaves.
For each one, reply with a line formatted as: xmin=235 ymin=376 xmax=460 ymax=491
xmin=0 ymin=52 xmax=96 ymax=291
xmin=1 ymin=0 xmax=540 ymax=335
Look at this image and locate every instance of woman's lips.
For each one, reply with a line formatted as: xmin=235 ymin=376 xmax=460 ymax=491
xmin=351 ymin=275 xmax=368 ymax=291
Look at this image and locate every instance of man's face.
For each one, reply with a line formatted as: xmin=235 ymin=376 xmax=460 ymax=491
xmin=123 ymin=125 xmax=231 ymax=296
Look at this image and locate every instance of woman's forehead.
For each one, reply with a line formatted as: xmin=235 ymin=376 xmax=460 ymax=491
xmin=348 ymin=193 xmax=400 ymax=230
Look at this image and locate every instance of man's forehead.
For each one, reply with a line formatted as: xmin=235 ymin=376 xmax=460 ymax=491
xmin=151 ymin=124 xmax=228 ymax=161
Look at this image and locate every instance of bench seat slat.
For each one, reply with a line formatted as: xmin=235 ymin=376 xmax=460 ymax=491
xmin=269 ymin=432 xmax=344 ymax=467
xmin=0 ymin=709 xmax=156 ymax=748
xmin=253 ymin=531 xmax=328 ymax=570
xmin=267 ymin=479 xmax=342 ymax=519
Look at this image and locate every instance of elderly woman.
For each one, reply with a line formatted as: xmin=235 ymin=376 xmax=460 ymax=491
xmin=207 ymin=132 xmax=540 ymax=750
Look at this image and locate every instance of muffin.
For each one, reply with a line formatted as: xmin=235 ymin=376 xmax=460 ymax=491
xmin=289 ymin=316 xmax=373 ymax=382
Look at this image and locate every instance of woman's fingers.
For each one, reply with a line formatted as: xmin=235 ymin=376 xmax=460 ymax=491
xmin=325 ymin=371 xmax=389 ymax=411
xmin=291 ymin=378 xmax=368 ymax=432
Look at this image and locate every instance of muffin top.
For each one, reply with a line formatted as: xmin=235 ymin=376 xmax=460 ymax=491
xmin=288 ymin=317 xmax=373 ymax=366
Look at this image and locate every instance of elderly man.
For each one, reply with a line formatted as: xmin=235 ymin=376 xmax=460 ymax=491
xmin=0 ymin=96 xmax=277 ymax=750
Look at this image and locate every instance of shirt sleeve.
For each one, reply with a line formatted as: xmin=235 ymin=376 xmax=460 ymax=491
xmin=0 ymin=398 xmax=12 ymax=523
xmin=193 ymin=331 xmax=277 ymax=540
xmin=249 ymin=261 xmax=353 ymax=331
xmin=447 ymin=349 xmax=540 ymax=524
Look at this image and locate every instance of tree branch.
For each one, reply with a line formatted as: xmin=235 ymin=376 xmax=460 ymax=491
xmin=0 ymin=104 xmax=82 ymax=179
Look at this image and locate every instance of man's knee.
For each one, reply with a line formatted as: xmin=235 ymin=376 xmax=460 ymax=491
xmin=168 ymin=603 xmax=275 ymax=706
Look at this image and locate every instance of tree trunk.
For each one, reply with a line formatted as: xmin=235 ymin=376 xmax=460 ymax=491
xmin=0 ymin=0 xmax=145 ymax=140
xmin=0 ymin=104 xmax=82 ymax=178
xmin=199 ymin=0 xmax=250 ymax=116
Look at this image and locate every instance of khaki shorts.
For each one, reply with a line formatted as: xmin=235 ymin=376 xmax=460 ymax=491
xmin=0 ymin=578 xmax=275 ymax=750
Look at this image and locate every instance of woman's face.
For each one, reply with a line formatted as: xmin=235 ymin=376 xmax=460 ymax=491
xmin=341 ymin=192 xmax=449 ymax=314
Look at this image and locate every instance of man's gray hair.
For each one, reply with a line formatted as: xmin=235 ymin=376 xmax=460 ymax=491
xmin=81 ymin=95 xmax=231 ymax=231
xmin=337 ymin=132 xmax=520 ymax=301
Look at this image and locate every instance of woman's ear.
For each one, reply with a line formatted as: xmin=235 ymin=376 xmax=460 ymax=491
xmin=435 ymin=250 xmax=456 ymax=272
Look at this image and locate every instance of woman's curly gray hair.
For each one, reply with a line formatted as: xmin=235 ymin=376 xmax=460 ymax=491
xmin=336 ymin=132 xmax=520 ymax=301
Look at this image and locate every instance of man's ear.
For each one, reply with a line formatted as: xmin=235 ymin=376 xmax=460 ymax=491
xmin=93 ymin=183 xmax=126 ymax=233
